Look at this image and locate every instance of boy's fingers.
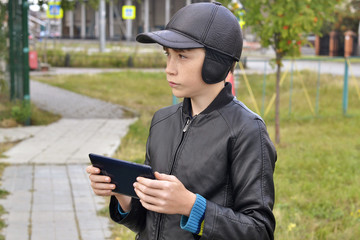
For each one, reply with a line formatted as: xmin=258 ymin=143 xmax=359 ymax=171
xmin=135 ymin=188 xmax=161 ymax=204
xmin=89 ymin=174 xmax=111 ymax=183
xmin=136 ymin=177 xmax=163 ymax=189
xmin=86 ymin=166 xmax=101 ymax=174
xmin=134 ymin=181 xmax=162 ymax=197
xmin=93 ymin=189 xmax=113 ymax=196
xmin=91 ymin=182 xmax=116 ymax=190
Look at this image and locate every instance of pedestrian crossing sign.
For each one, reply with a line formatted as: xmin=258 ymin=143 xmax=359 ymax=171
xmin=122 ymin=5 xmax=136 ymax=20
xmin=46 ymin=2 xmax=63 ymax=19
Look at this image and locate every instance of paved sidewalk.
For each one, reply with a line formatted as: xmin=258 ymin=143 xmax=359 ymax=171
xmin=0 ymin=79 xmax=137 ymax=240
xmin=2 ymin=118 xmax=134 ymax=164
xmin=30 ymin=80 xmax=131 ymax=119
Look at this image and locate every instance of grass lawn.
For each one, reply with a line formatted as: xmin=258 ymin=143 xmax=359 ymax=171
xmin=33 ymin=69 xmax=360 ymax=240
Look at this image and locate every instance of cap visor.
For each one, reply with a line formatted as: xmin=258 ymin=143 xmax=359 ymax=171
xmin=136 ymin=30 xmax=203 ymax=49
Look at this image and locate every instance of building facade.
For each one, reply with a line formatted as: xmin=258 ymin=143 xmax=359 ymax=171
xmin=61 ymin=0 xmax=212 ymax=40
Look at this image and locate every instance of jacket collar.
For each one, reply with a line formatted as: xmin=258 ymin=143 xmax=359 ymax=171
xmin=183 ymin=82 xmax=234 ymax=116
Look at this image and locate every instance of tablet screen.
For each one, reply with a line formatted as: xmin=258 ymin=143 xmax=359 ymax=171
xmin=89 ymin=153 xmax=155 ymax=198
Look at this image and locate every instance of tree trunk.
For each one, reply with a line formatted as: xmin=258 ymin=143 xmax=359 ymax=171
xmin=275 ymin=59 xmax=281 ymax=144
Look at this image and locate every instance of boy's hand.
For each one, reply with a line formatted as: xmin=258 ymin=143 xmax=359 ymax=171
xmin=86 ymin=165 xmax=132 ymax=212
xmin=134 ymin=172 xmax=196 ymax=216
xmin=86 ymin=165 xmax=116 ymax=196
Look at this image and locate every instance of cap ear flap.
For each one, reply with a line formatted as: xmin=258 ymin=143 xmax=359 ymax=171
xmin=202 ymin=48 xmax=234 ymax=84
xmin=202 ymin=56 xmax=231 ymax=84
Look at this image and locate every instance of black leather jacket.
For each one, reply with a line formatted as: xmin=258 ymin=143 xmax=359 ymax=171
xmin=110 ymin=83 xmax=277 ymax=240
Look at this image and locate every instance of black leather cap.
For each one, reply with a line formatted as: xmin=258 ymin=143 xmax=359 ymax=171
xmin=136 ymin=2 xmax=243 ymax=61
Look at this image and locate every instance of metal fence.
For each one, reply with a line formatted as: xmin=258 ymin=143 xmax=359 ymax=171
xmin=231 ymin=57 xmax=360 ymax=119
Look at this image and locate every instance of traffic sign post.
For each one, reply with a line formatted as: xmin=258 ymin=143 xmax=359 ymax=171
xmin=123 ymin=5 xmax=136 ymax=41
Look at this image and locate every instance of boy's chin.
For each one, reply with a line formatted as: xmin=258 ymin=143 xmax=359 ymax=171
xmin=172 ymin=90 xmax=186 ymax=99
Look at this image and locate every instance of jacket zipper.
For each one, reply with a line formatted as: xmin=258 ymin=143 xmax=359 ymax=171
xmin=155 ymin=117 xmax=193 ymax=240
xmin=171 ymin=117 xmax=193 ymax=174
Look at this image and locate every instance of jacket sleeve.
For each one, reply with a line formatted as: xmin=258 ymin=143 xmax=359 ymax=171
xmin=201 ymin=119 xmax=277 ymax=240
xmin=108 ymin=126 xmax=153 ymax=233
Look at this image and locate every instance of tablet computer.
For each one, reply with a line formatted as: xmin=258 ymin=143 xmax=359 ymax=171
xmin=89 ymin=153 xmax=155 ymax=198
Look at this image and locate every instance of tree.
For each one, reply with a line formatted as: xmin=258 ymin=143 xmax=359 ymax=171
xmin=321 ymin=0 xmax=360 ymax=34
xmin=219 ymin=0 xmax=341 ymax=144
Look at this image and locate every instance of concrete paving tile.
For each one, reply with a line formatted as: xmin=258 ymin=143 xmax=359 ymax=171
xmin=0 ymin=126 xmax=45 ymax=143
xmin=15 ymin=164 xmax=33 ymax=175
xmin=53 ymin=180 xmax=71 ymax=193
xmin=6 ymin=191 xmax=32 ymax=211
xmin=32 ymin=155 xmax=61 ymax=164
xmin=33 ymin=190 xmax=53 ymax=201
xmin=2 ymin=166 xmax=33 ymax=190
xmin=7 ymin=211 xmax=29 ymax=223
xmin=31 ymin=211 xmax=53 ymax=223
xmin=34 ymin=165 xmax=52 ymax=177
xmin=72 ymin=191 xmax=91 ymax=199
xmin=55 ymin=229 xmax=79 ymax=240
xmin=69 ymin=177 xmax=88 ymax=185
xmin=72 ymin=191 xmax=93 ymax=200
xmin=53 ymin=191 xmax=72 ymax=199
xmin=32 ymin=204 xmax=54 ymax=212
xmin=2 ymin=118 xmax=136 ymax=164
xmin=1 ymin=165 xmax=17 ymax=178
xmin=31 ymin=228 xmax=56 ymax=240
xmin=4 ymin=230 xmax=29 ymax=240
xmin=77 ymin=212 xmax=104 ymax=229
xmin=53 ymin=185 xmax=72 ymax=194
xmin=53 ymin=204 xmax=73 ymax=212
xmin=3 ymin=212 xmax=30 ymax=240
xmin=53 ymin=211 xmax=76 ymax=222
xmin=53 ymin=212 xmax=79 ymax=238
xmin=30 ymin=81 xmax=127 ymax=119
xmin=67 ymin=156 xmax=92 ymax=164
xmin=33 ymin=179 xmax=50 ymax=190
xmin=74 ymin=201 xmax=97 ymax=213
xmin=80 ymin=229 xmax=107 ymax=240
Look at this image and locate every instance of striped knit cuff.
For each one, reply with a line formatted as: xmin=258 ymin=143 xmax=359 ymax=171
xmin=180 ymin=194 xmax=206 ymax=234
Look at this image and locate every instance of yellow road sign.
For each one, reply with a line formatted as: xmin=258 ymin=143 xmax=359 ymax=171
xmin=239 ymin=20 xmax=245 ymax=28
xmin=46 ymin=2 xmax=63 ymax=19
xmin=122 ymin=5 xmax=136 ymax=20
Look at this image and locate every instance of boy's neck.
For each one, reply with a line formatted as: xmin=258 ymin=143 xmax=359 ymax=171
xmin=190 ymin=83 xmax=224 ymax=116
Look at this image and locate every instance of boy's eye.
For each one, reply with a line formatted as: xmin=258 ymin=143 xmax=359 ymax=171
xmin=179 ymin=54 xmax=187 ymax=59
xmin=164 ymin=51 xmax=169 ymax=56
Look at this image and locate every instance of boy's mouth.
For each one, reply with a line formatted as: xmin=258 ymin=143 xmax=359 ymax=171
xmin=168 ymin=81 xmax=179 ymax=87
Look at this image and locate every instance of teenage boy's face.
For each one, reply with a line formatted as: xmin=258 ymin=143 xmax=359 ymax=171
xmin=164 ymin=47 xmax=208 ymax=99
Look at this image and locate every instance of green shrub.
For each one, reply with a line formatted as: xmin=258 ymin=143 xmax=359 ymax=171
xmin=11 ymin=101 xmax=31 ymax=124
xmin=37 ymin=49 xmax=166 ymax=68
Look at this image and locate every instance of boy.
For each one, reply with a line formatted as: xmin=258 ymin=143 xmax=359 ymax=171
xmin=87 ymin=2 xmax=276 ymax=239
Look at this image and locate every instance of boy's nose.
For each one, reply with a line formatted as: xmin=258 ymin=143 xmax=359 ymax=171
xmin=165 ymin=58 xmax=177 ymax=76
